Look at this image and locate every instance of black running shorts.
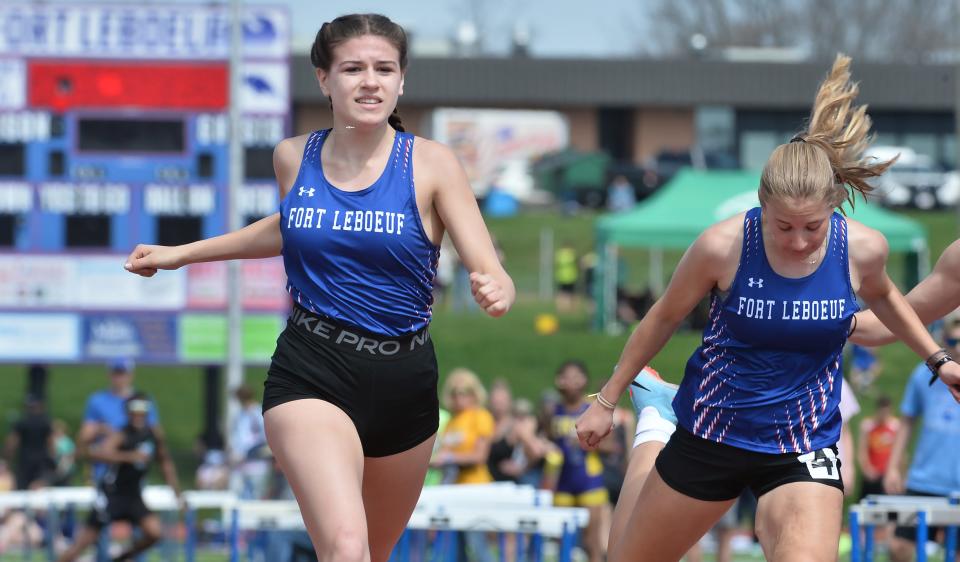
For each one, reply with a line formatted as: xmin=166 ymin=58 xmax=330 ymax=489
xmin=87 ymin=493 xmax=151 ymax=528
xmin=263 ymin=304 xmax=440 ymax=458
xmin=654 ymin=426 xmax=845 ymax=501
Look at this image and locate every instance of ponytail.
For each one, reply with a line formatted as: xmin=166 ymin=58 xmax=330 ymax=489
xmin=760 ymin=54 xmax=897 ymax=211
xmin=388 ymin=107 xmax=405 ymax=132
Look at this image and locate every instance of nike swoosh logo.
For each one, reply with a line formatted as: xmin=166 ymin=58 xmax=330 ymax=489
xmin=631 ymin=381 xmax=649 ymax=391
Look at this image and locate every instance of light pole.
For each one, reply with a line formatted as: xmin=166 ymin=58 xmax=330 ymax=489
xmin=225 ymin=0 xmax=245 ymax=447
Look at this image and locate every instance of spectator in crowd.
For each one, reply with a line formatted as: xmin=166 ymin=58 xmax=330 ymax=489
xmin=544 ymin=361 xmax=610 ymax=562
xmin=196 ymin=449 xmax=230 ymax=491
xmin=856 ymin=394 xmax=900 ymax=548
xmin=78 ymin=359 xmax=160 ymax=483
xmin=882 ymin=319 xmax=960 ymax=562
xmin=433 ymin=369 xmax=495 ymax=562
xmin=57 ymin=393 xmax=182 ymax=562
xmin=606 ymin=175 xmax=636 ymax=213
xmin=487 ymin=381 xmax=553 ymax=487
xmin=554 ymin=243 xmax=579 ymax=312
xmin=0 ymin=510 xmax=43 ymax=556
xmin=0 ymin=459 xmax=44 ymax=556
xmin=857 ymin=394 xmax=900 ymax=499
xmin=5 ymin=394 xmax=53 ymax=490
xmin=0 ymin=460 xmax=12 ymax=492
xmin=580 ymin=250 xmax=598 ymax=311
xmin=49 ymin=419 xmax=76 ymax=486
xmin=849 ymin=343 xmax=882 ymax=394
xmin=229 ymin=385 xmax=270 ymax=500
xmin=487 ymin=379 xmax=518 ymax=483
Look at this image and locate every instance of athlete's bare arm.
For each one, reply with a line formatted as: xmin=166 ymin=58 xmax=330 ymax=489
xmin=124 ymin=135 xmax=309 ymax=277
xmin=577 ymin=215 xmax=741 ymax=449
xmin=153 ymin=427 xmax=183 ymax=503
xmin=416 ymin=138 xmax=515 ymax=317
xmin=852 ymin=239 xmax=960 ymax=346
xmin=849 ymin=222 xmax=960 ymax=401
xmin=849 ymin=221 xmax=939 ymax=358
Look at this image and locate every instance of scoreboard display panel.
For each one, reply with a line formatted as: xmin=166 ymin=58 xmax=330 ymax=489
xmin=0 ymin=3 xmax=291 ymax=364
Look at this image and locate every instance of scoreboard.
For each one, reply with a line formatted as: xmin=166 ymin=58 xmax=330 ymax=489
xmin=0 ymin=3 xmax=291 ymax=364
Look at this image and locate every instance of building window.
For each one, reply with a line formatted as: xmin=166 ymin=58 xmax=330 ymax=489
xmin=695 ymin=106 xmax=735 ymax=155
xmin=740 ymin=131 xmax=782 ymax=171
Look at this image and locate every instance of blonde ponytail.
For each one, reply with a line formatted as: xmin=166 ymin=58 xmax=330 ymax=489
xmin=760 ymin=54 xmax=897 ymax=211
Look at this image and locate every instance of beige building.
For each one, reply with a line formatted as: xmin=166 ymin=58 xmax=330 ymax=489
xmin=291 ymin=56 xmax=957 ymax=172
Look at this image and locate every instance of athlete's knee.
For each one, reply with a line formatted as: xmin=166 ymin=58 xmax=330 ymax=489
xmin=321 ymin=528 xmax=369 ymax=562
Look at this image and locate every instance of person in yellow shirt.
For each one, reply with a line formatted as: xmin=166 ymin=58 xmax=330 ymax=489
xmin=433 ymin=369 xmax=495 ymax=484
xmin=433 ymin=369 xmax=496 ymax=562
xmin=554 ymin=244 xmax=580 ymax=312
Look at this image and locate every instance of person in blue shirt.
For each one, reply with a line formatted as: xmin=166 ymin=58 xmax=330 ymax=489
xmin=122 ymin=13 xmax=514 ymax=562
xmin=852 ymin=319 xmax=960 ymax=562
xmin=78 ymin=359 xmax=159 ymax=482
xmin=576 ymin=54 xmax=960 ymax=562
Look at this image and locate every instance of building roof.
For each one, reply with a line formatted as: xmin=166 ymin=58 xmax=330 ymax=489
xmin=291 ymin=55 xmax=956 ymax=110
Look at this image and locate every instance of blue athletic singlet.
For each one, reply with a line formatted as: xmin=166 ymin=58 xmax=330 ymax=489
xmin=280 ymin=129 xmax=440 ymax=336
xmin=673 ymin=207 xmax=858 ymax=454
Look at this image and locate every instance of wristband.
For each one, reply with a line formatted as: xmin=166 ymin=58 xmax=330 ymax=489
xmin=925 ymin=348 xmax=953 ymax=386
xmin=589 ymin=392 xmax=617 ymax=410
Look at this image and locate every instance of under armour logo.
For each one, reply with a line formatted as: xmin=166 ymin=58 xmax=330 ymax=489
xmin=748 ymin=277 xmax=764 ymax=288
xmin=298 ymin=186 xmax=315 ymax=197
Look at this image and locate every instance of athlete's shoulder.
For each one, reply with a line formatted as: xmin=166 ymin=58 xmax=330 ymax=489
xmin=274 ymin=134 xmax=313 ymax=196
xmin=411 ymin=136 xmax=458 ymax=166
xmin=274 ymin=134 xmax=311 ymax=165
xmin=411 ymin=137 xmax=466 ymax=190
xmin=845 ymin=216 xmax=889 ymax=270
xmin=692 ymin=211 xmax=745 ymax=264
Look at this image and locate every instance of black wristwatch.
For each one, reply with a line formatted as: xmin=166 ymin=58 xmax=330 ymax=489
xmin=925 ymin=348 xmax=954 ymax=386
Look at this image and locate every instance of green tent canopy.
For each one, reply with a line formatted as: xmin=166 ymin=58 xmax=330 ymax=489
xmin=592 ymin=168 xmax=929 ymax=331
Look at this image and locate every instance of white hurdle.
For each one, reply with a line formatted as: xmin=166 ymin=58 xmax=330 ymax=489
xmin=0 ymin=483 xmax=588 ymax=562
xmin=850 ymin=494 xmax=960 ymax=562
xmin=227 ymin=483 xmax=588 ymax=562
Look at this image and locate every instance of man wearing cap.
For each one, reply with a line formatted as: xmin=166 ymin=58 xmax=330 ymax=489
xmin=58 ymin=393 xmax=182 ymax=562
xmin=78 ymin=359 xmax=159 ymax=482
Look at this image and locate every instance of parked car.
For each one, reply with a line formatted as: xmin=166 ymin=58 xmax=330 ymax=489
xmin=641 ymin=147 xmax=739 ymax=191
xmin=866 ymin=146 xmax=957 ymax=209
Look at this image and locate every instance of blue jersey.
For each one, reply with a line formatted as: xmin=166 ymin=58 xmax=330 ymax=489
xmin=674 ymin=207 xmax=858 ymax=454
xmin=280 ymin=129 xmax=440 ymax=336
xmin=901 ymin=362 xmax=960 ymax=495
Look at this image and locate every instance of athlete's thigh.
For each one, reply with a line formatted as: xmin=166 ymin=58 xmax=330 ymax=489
xmin=609 ymin=441 xmax=663 ymax=554
xmin=755 ymin=481 xmax=843 ymax=562
xmin=609 ymin=468 xmax=734 ymax=562
xmin=265 ymin=399 xmax=367 ymax=555
xmin=361 ymin=434 xmax=435 ymax=562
